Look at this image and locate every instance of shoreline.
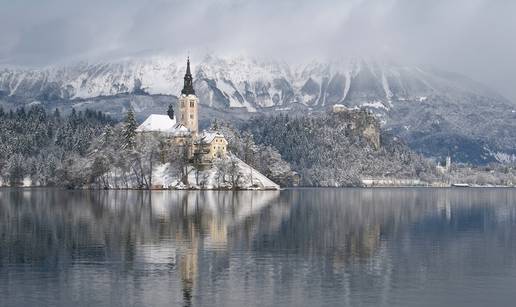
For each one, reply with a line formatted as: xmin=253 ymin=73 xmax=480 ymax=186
xmin=1 ymin=185 xmax=516 ymax=190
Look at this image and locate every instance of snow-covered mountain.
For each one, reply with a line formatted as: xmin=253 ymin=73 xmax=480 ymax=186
xmin=1 ymin=55 xmax=516 ymax=164
xmin=0 ymin=55 xmax=490 ymax=109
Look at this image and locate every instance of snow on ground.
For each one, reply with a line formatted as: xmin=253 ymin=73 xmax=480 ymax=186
xmin=361 ymin=100 xmax=389 ymax=110
xmin=275 ymin=107 xmax=292 ymax=111
xmin=342 ymin=71 xmax=352 ymax=103
xmin=231 ymin=155 xmax=279 ymax=190
xmin=484 ymin=147 xmax=516 ymax=164
xmin=381 ymin=71 xmax=393 ymax=104
xmin=216 ymin=79 xmax=257 ymax=112
xmin=22 ymin=177 xmax=31 ymax=187
xmin=112 ymin=154 xmax=280 ymax=190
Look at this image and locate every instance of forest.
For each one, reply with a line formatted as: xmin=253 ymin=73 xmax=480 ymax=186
xmin=1 ymin=105 xmax=515 ymax=188
xmin=241 ymin=111 xmax=439 ymax=186
xmin=0 ymin=106 xmax=112 ymax=186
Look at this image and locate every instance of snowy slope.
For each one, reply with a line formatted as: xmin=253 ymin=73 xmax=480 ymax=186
xmin=137 ymin=155 xmax=279 ymax=190
xmin=2 ymin=55 xmax=516 ymax=164
xmin=2 ymin=55 xmax=489 ymax=112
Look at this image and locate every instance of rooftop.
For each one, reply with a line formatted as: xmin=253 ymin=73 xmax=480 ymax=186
xmin=136 ymin=114 xmax=192 ymax=136
xmin=136 ymin=114 xmax=177 ymax=133
xmin=197 ymin=130 xmax=226 ymax=144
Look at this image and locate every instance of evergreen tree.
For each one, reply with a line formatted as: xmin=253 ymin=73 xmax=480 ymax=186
xmin=167 ymin=104 xmax=175 ymax=120
xmin=122 ymin=108 xmax=138 ymax=149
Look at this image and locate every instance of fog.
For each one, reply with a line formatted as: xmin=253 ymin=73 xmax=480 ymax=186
xmin=1 ymin=0 xmax=515 ymax=100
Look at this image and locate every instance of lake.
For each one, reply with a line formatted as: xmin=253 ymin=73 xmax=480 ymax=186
xmin=1 ymin=188 xmax=516 ymax=307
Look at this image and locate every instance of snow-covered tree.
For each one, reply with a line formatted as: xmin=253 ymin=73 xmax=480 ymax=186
xmin=122 ymin=108 xmax=138 ymax=149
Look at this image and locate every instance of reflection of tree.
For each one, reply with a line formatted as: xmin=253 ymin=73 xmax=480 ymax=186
xmin=244 ymin=188 xmax=516 ymax=268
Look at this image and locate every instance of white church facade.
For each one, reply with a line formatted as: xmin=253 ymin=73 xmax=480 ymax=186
xmin=136 ymin=58 xmax=228 ymax=163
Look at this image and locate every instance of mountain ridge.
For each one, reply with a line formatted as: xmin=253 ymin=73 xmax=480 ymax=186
xmin=1 ymin=55 xmax=515 ymax=164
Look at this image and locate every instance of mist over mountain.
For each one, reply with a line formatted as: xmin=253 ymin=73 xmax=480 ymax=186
xmin=1 ymin=55 xmax=516 ymax=165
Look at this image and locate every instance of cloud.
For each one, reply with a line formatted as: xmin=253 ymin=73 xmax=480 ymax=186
xmin=1 ymin=0 xmax=515 ymax=100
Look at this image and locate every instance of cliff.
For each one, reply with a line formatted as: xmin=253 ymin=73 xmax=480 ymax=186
xmin=331 ymin=107 xmax=381 ymax=150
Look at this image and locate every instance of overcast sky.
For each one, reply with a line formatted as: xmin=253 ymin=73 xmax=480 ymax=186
xmin=1 ymin=0 xmax=515 ymax=100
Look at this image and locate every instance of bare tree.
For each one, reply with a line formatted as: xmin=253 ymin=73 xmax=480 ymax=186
xmin=214 ymin=158 xmax=229 ymax=189
xmin=228 ymin=157 xmax=242 ymax=189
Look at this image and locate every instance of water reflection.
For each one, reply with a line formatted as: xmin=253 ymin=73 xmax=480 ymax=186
xmin=1 ymin=188 xmax=516 ymax=307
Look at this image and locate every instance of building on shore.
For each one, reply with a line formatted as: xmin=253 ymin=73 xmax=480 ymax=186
xmin=136 ymin=58 xmax=228 ymax=163
xmin=332 ymin=104 xmax=350 ymax=113
xmin=436 ymin=156 xmax=452 ymax=174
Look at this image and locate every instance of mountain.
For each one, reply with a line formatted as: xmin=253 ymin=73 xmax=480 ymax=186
xmin=1 ymin=55 xmax=516 ymax=164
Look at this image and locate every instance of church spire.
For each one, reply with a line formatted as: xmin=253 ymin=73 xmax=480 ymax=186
xmin=181 ymin=57 xmax=195 ymax=95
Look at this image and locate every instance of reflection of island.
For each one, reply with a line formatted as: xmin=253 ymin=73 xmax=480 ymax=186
xmin=1 ymin=188 xmax=516 ymax=306
xmin=0 ymin=189 xmax=284 ymax=306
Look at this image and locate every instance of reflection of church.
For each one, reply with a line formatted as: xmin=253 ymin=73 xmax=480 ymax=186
xmin=136 ymin=58 xmax=228 ymax=163
xmin=146 ymin=191 xmax=284 ymax=306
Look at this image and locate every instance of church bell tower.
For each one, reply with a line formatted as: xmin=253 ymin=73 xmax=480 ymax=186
xmin=179 ymin=57 xmax=199 ymax=136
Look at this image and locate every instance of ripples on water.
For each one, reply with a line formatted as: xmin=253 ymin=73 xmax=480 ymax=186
xmin=1 ymin=188 xmax=516 ymax=307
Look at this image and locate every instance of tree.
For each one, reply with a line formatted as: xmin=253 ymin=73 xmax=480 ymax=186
xmin=122 ymin=108 xmax=138 ymax=149
xmin=214 ymin=158 xmax=229 ymax=188
xmin=53 ymin=108 xmax=61 ymax=118
xmin=167 ymin=104 xmax=175 ymax=120
xmin=228 ymin=157 xmax=242 ymax=189
xmin=90 ymin=155 xmax=110 ymax=189
xmin=242 ymin=131 xmax=254 ymax=164
xmin=178 ymin=141 xmax=191 ymax=185
xmin=4 ymin=154 xmax=25 ymax=186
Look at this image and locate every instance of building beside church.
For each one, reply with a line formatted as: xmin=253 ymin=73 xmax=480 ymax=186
xmin=136 ymin=58 xmax=228 ymax=162
xmin=194 ymin=131 xmax=228 ymax=164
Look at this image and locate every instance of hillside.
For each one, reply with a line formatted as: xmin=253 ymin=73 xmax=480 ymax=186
xmin=242 ymin=109 xmax=438 ymax=187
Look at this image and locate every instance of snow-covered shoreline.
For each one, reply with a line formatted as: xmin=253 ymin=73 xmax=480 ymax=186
xmin=0 ymin=155 xmax=280 ymax=191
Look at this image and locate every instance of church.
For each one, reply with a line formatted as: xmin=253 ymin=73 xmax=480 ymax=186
xmin=136 ymin=58 xmax=228 ymax=163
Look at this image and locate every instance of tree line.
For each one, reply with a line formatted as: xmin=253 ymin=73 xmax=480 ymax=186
xmin=0 ymin=106 xmax=113 ymax=186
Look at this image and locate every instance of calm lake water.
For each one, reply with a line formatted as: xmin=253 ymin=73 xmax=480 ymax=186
xmin=1 ymin=188 xmax=516 ymax=307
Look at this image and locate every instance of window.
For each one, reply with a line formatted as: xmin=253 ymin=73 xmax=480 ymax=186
xmin=181 ymin=101 xmax=185 ymax=107
xmin=190 ymin=100 xmax=195 ymax=107
xmin=181 ymin=114 xmax=184 ymax=120
xmin=190 ymin=114 xmax=194 ymax=119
